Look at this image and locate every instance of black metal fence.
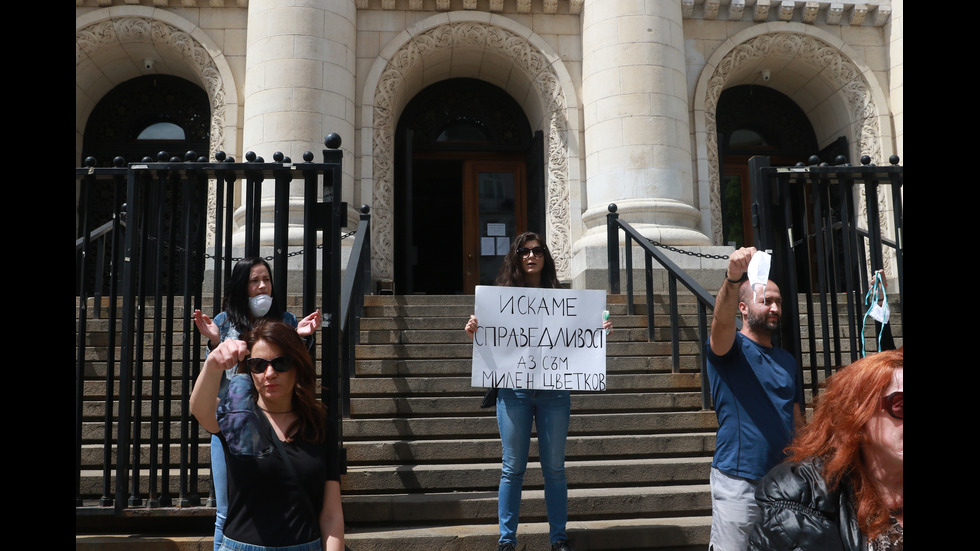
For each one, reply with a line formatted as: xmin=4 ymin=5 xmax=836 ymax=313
xmin=608 ymin=154 xmax=903 ymax=409
xmin=75 ymin=135 xmax=370 ymax=512
xmin=751 ymin=154 xmax=903 ymax=396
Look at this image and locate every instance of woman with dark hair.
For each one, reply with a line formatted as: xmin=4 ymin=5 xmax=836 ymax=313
xmin=190 ymin=320 xmax=344 ymax=551
xmin=465 ymin=232 xmax=610 ymax=551
xmin=193 ymin=257 xmax=321 ymax=550
xmin=749 ymin=347 xmax=903 ymax=550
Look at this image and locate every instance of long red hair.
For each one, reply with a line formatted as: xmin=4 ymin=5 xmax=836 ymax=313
xmin=786 ymin=347 xmax=903 ymax=538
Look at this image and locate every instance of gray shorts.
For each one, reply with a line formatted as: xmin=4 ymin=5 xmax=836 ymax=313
xmin=709 ymin=467 xmax=761 ymax=551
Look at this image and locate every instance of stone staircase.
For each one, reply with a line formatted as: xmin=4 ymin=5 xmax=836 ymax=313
xmin=339 ymin=294 xmax=715 ymax=550
xmin=77 ymin=291 xmax=901 ymax=550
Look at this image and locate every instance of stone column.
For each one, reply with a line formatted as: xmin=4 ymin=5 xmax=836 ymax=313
xmin=578 ymin=0 xmax=708 ymax=248
xmin=236 ymin=0 xmax=356 ymax=244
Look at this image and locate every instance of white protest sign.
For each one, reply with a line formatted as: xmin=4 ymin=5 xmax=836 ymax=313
xmin=471 ymin=285 xmax=607 ymax=391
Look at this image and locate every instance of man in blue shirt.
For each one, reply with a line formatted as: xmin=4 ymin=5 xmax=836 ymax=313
xmin=706 ymin=247 xmax=804 ymax=551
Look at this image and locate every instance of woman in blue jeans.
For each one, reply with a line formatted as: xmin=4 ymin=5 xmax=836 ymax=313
xmin=193 ymin=257 xmax=321 ymax=551
xmin=466 ymin=232 xmax=611 ymax=551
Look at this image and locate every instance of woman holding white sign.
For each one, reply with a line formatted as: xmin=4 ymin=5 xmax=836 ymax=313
xmin=465 ymin=232 xmax=611 ymax=551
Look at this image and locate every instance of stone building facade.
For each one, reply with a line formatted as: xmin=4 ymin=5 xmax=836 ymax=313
xmin=76 ymin=0 xmax=902 ymax=292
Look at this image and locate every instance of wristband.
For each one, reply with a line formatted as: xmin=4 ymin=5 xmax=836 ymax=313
xmin=725 ymin=271 xmax=746 ymax=284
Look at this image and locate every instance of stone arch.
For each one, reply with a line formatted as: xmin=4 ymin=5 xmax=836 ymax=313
xmin=362 ymin=13 xmax=580 ymax=282
xmin=693 ymin=23 xmax=893 ymax=245
xmin=76 ymin=6 xmax=241 ymax=244
xmin=76 ymin=7 xmax=239 ymax=163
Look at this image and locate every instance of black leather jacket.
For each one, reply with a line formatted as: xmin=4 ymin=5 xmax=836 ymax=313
xmin=748 ymin=459 xmax=865 ymax=551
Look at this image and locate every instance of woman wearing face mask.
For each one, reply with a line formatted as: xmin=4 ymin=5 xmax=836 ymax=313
xmin=190 ymin=320 xmax=343 ymax=551
xmin=193 ymin=257 xmax=321 ymax=551
xmin=464 ymin=232 xmax=611 ymax=551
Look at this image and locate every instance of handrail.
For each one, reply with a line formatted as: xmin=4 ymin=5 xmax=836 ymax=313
xmin=339 ymin=206 xmax=371 ymax=332
xmin=75 ymin=218 xmax=124 ymax=319
xmin=606 ymin=203 xmax=717 ymax=409
xmin=339 ymin=205 xmax=372 ymax=421
xmin=74 ymin=219 xmax=119 ymax=250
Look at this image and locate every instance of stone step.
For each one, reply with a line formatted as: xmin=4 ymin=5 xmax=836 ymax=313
xmin=75 ymin=516 xmax=711 ymax=551
xmin=81 ymin=411 xmax=719 ymax=446
xmin=80 ymin=433 xmax=716 ymax=472
xmin=341 ymin=411 xmax=718 ymax=441
xmin=342 ymin=457 xmax=711 ymax=495
xmin=343 ymin=433 xmax=715 ymax=465
xmin=79 ymin=455 xmax=712 ymax=497
xmin=343 ymin=484 xmax=711 ymax=526
xmin=341 ymin=516 xmax=711 ymax=551
xmin=79 ymin=469 xmax=211 ymax=496
xmin=349 ymin=392 xmax=705 ymax=418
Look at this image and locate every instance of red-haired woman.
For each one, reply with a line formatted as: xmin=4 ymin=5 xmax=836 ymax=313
xmin=191 ymin=320 xmax=344 ymax=551
xmin=749 ymin=347 xmax=903 ymax=550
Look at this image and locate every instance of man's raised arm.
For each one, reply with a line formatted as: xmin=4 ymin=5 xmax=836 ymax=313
xmin=710 ymin=247 xmax=756 ymax=356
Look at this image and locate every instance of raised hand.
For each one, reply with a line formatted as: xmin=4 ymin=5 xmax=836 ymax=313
xmin=726 ymin=246 xmax=758 ymax=282
xmin=204 ymin=339 xmax=249 ymax=373
xmin=193 ymin=309 xmax=220 ymax=347
xmin=297 ymin=309 xmax=322 ymax=337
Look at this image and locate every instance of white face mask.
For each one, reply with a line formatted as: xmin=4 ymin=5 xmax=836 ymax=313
xmin=747 ymin=250 xmax=772 ymax=305
xmin=249 ymin=294 xmax=273 ymax=317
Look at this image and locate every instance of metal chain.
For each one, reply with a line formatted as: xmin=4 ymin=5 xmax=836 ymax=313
xmin=646 ymin=239 xmax=731 ymax=260
xmin=203 ymin=228 xmax=358 ymax=262
xmin=199 ymin=230 xmax=724 ymax=263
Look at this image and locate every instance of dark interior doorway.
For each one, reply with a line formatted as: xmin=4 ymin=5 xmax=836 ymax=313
xmin=717 ymin=85 xmax=851 ymax=292
xmin=394 ymin=78 xmax=540 ymax=294
xmin=717 ymin=85 xmax=819 ymax=248
xmin=82 ymin=75 xmax=210 ymax=167
xmin=407 ymin=158 xmax=466 ymax=294
xmin=80 ymin=75 xmax=210 ymax=232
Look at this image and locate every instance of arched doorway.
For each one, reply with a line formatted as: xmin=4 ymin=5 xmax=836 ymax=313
xmin=717 ymin=85 xmax=851 ymax=291
xmin=80 ymin=75 xmax=210 ymax=230
xmin=78 ymin=74 xmax=210 ymax=294
xmin=394 ymin=78 xmax=540 ymax=295
xmin=82 ymin=75 xmax=210 ymax=166
xmin=716 ymin=85 xmax=827 ymax=248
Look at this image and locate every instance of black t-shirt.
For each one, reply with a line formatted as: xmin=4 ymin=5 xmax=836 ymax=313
xmin=217 ymin=375 xmax=341 ymax=546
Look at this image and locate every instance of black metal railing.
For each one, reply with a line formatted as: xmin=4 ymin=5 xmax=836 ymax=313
xmin=340 ymin=205 xmax=372 ymax=419
xmin=75 ymin=134 xmax=371 ymax=513
xmin=750 ymin=154 xmax=903 ymax=398
xmin=607 ymin=154 xmax=903 ymax=410
xmin=606 ymin=205 xmax=718 ymax=409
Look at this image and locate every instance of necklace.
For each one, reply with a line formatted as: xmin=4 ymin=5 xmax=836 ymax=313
xmin=257 ymin=404 xmax=293 ymax=414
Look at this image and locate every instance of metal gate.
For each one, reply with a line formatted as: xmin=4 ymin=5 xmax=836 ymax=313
xmin=75 ymin=136 xmax=359 ymax=513
xmin=749 ymin=155 xmax=903 ymax=395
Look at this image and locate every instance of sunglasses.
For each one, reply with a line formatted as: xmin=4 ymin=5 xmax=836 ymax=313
xmin=517 ymin=246 xmax=546 ymax=258
xmin=880 ymin=391 xmax=903 ymax=420
xmin=243 ymin=356 xmax=294 ymax=374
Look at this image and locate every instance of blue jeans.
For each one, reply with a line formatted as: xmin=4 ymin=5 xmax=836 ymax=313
xmin=218 ymin=536 xmax=321 ymax=551
xmin=496 ymin=388 xmax=571 ymax=545
xmin=212 ymin=433 xmax=228 ymax=551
